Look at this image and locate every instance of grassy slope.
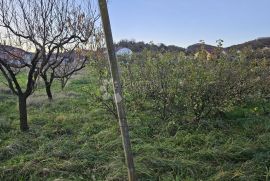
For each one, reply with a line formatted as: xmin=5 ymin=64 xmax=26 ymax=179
xmin=0 ymin=71 xmax=270 ymax=181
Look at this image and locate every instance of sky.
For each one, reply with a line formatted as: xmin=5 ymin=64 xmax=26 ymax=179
xmin=107 ymin=0 xmax=270 ymax=48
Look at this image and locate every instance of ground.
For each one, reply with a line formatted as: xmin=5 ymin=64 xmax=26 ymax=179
xmin=0 ymin=70 xmax=270 ymax=181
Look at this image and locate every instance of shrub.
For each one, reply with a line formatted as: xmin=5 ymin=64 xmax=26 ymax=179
xmin=88 ymin=49 xmax=268 ymax=122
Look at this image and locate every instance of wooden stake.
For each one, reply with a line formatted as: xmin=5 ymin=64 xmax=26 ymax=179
xmin=98 ymin=0 xmax=136 ymax=180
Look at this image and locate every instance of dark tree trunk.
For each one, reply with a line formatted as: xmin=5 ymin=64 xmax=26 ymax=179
xmin=18 ymin=95 xmax=29 ymax=131
xmin=61 ymin=79 xmax=65 ymax=90
xmin=60 ymin=78 xmax=67 ymax=91
xmin=45 ymin=81 xmax=53 ymax=100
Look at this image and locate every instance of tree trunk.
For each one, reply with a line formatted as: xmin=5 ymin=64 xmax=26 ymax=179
xmin=61 ymin=79 xmax=65 ymax=90
xmin=19 ymin=95 xmax=29 ymax=131
xmin=45 ymin=81 xmax=53 ymax=100
xmin=60 ymin=78 xmax=68 ymax=91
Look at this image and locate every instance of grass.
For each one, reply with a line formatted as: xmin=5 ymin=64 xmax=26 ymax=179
xmin=0 ymin=70 xmax=270 ymax=180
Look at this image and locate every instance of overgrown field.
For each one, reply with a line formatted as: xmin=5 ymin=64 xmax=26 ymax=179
xmin=1 ymin=56 xmax=270 ymax=180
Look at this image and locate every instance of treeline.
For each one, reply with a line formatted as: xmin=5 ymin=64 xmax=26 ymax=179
xmin=229 ymin=37 xmax=270 ymax=50
xmin=115 ymin=39 xmax=185 ymax=53
xmin=115 ymin=39 xmax=270 ymax=59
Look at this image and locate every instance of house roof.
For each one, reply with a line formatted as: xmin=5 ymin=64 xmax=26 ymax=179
xmin=0 ymin=45 xmax=29 ymax=61
xmin=116 ymin=48 xmax=133 ymax=56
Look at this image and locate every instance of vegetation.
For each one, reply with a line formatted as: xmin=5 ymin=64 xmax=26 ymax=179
xmin=0 ymin=0 xmax=97 ymax=131
xmin=0 ymin=0 xmax=269 ymax=180
xmin=1 ymin=46 xmax=270 ymax=180
xmin=115 ymin=40 xmax=185 ymax=53
xmin=91 ymin=49 xmax=270 ymax=121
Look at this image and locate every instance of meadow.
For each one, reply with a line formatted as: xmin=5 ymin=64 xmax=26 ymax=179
xmin=1 ymin=51 xmax=270 ymax=181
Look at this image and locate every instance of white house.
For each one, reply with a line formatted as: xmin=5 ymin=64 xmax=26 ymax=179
xmin=116 ymin=48 xmax=133 ymax=56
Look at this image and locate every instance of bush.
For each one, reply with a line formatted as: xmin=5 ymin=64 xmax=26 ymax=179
xmin=88 ymin=49 xmax=269 ymax=122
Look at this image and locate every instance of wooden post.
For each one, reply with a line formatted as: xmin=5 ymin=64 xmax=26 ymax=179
xmin=98 ymin=0 xmax=136 ymax=180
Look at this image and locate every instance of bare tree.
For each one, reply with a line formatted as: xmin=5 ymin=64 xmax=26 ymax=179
xmin=0 ymin=46 xmax=40 ymax=131
xmin=54 ymin=47 xmax=88 ymax=90
xmin=0 ymin=0 xmax=98 ymax=130
xmin=90 ymin=27 xmax=108 ymax=82
xmin=30 ymin=0 xmax=98 ymax=100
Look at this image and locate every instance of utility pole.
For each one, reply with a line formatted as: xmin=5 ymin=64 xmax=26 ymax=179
xmin=98 ymin=0 xmax=136 ymax=180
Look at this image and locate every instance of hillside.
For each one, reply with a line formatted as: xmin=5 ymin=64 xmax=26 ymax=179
xmin=186 ymin=43 xmax=217 ymax=54
xmin=115 ymin=37 xmax=270 ymax=55
xmin=1 ymin=37 xmax=270 ymax=59
xmin=228 ymin=37 xmax=270 ymax=50
xmin=115 ymin=40 xmax=185 ymax=53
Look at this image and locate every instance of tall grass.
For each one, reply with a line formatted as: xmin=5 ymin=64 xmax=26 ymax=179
xmin=0 ymin=67 xmax=270 ymax=180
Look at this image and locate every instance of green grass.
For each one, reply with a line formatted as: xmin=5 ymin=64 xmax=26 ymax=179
xmin=0 ymin=72 xmax=270 ymax=180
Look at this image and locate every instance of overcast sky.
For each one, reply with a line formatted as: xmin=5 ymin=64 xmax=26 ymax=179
xmin=107 ymin=0 xmax=270 ymax=48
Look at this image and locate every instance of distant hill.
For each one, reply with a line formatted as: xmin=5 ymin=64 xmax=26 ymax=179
xmin=115 ymin=40 xmax=185 ymax=53
xmin=1 ymin=37 xmax=270 ymax=61
xmin=115 ymin=37 xmax=270 ymax=55
xmin=186 ymin=37 xmax=270 ymax=54
xmin=186 ymin=43 xmax=217 ymax=54
xmin=227 ymin=37 xmax=270 ymax=50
